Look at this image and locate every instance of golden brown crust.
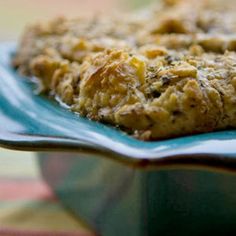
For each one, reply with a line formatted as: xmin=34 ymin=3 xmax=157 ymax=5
xmin=12 ymin=0 xmax=236 ymax=140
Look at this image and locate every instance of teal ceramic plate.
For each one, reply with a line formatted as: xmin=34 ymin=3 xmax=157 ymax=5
xmin=1 ymin=42 xmax=236 ymax=169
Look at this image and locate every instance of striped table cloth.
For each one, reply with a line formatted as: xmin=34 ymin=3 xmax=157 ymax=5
xmin=0 ymin=149 xmax=95 ymax=236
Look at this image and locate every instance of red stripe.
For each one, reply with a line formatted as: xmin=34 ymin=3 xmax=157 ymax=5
xmin=0 ymin=179 xmax=56 ymax=201
xmin=0 ymin=228 xmax=95 ymax=236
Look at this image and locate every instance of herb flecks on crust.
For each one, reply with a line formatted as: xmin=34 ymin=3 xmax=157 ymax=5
xmin=12 ymin=0 xmax=236 ymax=140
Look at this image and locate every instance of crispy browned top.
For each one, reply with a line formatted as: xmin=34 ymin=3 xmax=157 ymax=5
xmin=13 ymin=0 xmax=236 ymax=140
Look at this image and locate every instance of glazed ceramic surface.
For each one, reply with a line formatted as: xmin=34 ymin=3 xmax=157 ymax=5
xmin=38 ymin=152 xmax=236 ymax=236
xmin=0 ymin=42 xmax=236 ymax=169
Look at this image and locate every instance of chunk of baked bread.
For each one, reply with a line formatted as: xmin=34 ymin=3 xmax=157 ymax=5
xmin=12 ymin=0 xmax=236 ymax=140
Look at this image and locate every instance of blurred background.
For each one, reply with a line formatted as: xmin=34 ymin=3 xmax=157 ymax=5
xmin=0 ymin=0 xmax=153 ymax=42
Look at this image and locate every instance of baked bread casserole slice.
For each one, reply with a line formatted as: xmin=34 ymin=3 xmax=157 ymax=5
xmin=12 ymin=0 xmax=236 ymax=140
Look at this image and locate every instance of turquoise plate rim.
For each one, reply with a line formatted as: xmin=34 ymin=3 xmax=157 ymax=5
xmin=1 ymin=42 xmax=236 ymax=169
